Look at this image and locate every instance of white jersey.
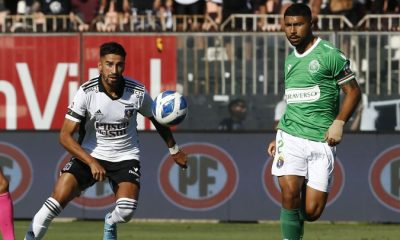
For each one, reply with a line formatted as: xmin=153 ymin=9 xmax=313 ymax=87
xmin=66 ymin=77 xmax=153 ymax=162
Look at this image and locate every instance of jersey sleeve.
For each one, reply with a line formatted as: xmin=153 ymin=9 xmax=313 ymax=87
xmin=327 ymin=49 xmax=356 ymax=86
xmin=65 ymin=87 xmax=86 ymax=123
xmin=139 ymin=91 xmax=154 ymax=117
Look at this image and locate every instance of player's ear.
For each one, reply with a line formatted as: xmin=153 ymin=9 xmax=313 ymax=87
xmin=98 ymin=61 xmax=102 ymax=72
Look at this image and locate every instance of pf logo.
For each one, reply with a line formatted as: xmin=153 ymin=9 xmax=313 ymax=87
xmin=369 ymin=145 xmax=400 ymax=212
xmin=0 ymin=142 xmax=32 ymax=203
xmin=159 ymin=143 xmax=238 ymax=210
xmin=262 ymin=157 xmax=344 ymax=206
xmin=57 ymin=153 xmax=114 ymax=209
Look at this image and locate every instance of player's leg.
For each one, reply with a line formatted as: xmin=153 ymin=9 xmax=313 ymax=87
xmin=103 ymin=160 xmax=141 ymax=240
xmin=25 ymin=173 xmax=81 ymax=240
xmin=0 ymin=170 xmax=15 ymax=240
xmin=278 ymin=175 xmax=305 ymax=240
xmin=271 ymin=130 xmax=308 ymax=240
xmin=302 ymin=186 xmax=328 ymax=221
xmin=25 ymin=158 xmax=93 ymax=240
xmin=302 ymin=141 xmax=334 ymax=221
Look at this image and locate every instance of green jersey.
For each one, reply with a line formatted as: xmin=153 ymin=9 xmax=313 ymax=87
xmin=278 ymin=38 xmax=355 ymax=141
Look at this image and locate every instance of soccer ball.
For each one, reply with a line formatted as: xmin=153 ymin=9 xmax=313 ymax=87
xmin=152 ymin=90 xmax=188 ymax=126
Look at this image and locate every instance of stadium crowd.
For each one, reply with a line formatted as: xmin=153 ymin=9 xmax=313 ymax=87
xmin=0 ymin=0 xmax=400 ymax=32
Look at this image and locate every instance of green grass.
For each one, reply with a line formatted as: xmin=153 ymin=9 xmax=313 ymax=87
xmin=12 ymin=220 xmax=400 ymax=240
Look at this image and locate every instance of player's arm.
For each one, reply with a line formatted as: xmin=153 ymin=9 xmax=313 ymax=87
xmin=59 ymin=118 xmax=106 ymax=181
xmin=325 ymin=78 xmax=361 ymax=146
xmin=139 ymin=92 xmax=187 ymax=169
xmin=150 ymin=117 xmax=187 ymax=169
xmin=337 ymin=79 xmax=362 ymax=123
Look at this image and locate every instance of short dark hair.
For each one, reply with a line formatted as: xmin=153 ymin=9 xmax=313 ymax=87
xmin=100 ymin=42 xmax=126 ymax=58
xmin=284 ymin=3 xmax=312 ymax=22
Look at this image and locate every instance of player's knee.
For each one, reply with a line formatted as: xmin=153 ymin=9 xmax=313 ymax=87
xmin=281 ymin=192 xmax=301 ymax=209
xmin=115 ymin=198 xmax=138 ymax=223
xmin=304 ymin=207 xmax=324 ymax=222
xmin=305 ymin=212 xmax=322 ymax=222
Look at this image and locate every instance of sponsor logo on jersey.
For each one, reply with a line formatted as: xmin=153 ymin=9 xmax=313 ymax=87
xmin=159 ymin=143 xmax=238 ymax=210
xmin=95 ymin=109 xmax=102 ymax=115
xmin=285 ymin=85 xmax=320 ymax=104
xmin=57 ymin=153 xmax=115 ymax=209
xmin=95 ymin=122 xmax=129 ymax=137
xmin=263 ymin=157 xmax=344 ymax=206
xmin=0 ymin=142 xmax=33 ymax=204
xmin=308 ymin=59 xmax=320 ymax=74
xmin=369 ymin=145 xmax=400 ymax=212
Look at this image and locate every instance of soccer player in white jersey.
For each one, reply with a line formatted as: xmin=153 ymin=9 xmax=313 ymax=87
xmin=25 ymin=42 xmax=187 ymax=240
xmin=267 ymin=3 xmax=361 ymax=240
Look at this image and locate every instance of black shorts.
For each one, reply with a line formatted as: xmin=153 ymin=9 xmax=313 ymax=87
xmin=61 ymin=157 xmax=141 ymax=192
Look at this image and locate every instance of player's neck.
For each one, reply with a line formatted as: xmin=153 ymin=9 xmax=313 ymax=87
xmin=296 ymin=35 xmax=317 ymax=54
xmin=101 ymin=78 xmax=124 ymax=98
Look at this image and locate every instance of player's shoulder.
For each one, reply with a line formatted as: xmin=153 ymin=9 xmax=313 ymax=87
xmin=124 ymin=77 xmax=146 ymax=92
xmin=318 ymin=39 xmax=342 ymax=54
xmin=81 ymin=77 xmax=101 ymax=93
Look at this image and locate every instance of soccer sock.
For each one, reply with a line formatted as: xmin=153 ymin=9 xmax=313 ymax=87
xmin=106 ymin=198 xmax=137 ymax=225
xmin=0 ymin=192 xmax=15 ymax=240
xmin=280 ymin=208 xmax=302 ymax=240
xmin=298 ymin=207 xmax=306 ymax=238
xmin=28 ymin=197 xmax=62 ymax=240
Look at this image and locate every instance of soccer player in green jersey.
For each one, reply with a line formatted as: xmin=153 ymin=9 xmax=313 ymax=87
xmin=267 ymin=3 xmax=361 ymax=240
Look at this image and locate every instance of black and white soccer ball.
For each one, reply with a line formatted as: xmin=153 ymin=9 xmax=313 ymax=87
xmin=152 ymin=90 xmax=188 ymax=126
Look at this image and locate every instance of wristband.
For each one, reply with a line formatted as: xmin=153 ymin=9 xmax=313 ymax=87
xmin=169 ymin=145 xmax=180 ymax=155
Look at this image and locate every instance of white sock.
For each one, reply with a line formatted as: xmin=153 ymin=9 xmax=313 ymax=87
xmin=106 ymin=198 xmax=137 ymax=225
xmin=26 ymin=197 xmax=62 ymax=240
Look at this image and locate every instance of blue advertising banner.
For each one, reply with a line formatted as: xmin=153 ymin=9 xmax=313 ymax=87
xmin=0 ymin=132 xmax=399 ymax=222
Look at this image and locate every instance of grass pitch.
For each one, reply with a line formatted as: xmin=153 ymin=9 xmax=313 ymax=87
xmin=13 ymin=220 xmax=400 ymax=240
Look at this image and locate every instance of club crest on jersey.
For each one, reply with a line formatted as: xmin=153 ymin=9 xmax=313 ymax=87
xmin=308 ymin=59 xmax=320 ymax=74
xmin=124 ymin=105 xmax=135 ymax=119
xmin=276 ymin=155 xmax=284 ymax=169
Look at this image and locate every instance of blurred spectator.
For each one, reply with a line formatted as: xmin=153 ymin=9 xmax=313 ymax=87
xmin=0 ymin=0 xmax=9 ymax=30
xmin=154 ymin=0 xmax=173 ymax=30
xmin=38 ymin=0 xmax=72 ymax=31
xmin=222 ymin=0 xmax=253 ymax=30
xmin=218 ymin=98 xmax=248 ymax=131
xmin=131 ymin=0 xmax=159 ymax=30
xmin=70 ymin=0 xmax=100 ymax=31
xmin=10 ymin=0 xmax=43 ymax=32
xmin=326 ymin=0 xmax=366 ymax=25
xmin=365 ymin=0 xmax=400 ymax=13
xmin=257 ymin=0 xmax=281 ymax=31
xmin=96 ymin=0 xmax=130 ymax=32
xmin=173 ymin=0 xmax=205 ymax=31
xmin=202 ymin=0 xmax=222 ymax=31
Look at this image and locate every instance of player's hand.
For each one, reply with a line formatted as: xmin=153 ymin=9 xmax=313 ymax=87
xmin=171 ymin=150 xmax=188 ymax=169
xmin=88 ymin=160 xmax=106 ymax=182
xmin=325 ymin=119 xmax=345 ymax=146
xmin=267 ymin=140 xmax=276 ymax=157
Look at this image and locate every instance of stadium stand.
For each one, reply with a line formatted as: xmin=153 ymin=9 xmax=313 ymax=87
xmin=1 ymin=0 xmax=400 ymax=131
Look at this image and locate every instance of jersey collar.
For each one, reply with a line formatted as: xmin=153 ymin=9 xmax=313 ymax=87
xmin=294 ymin=37 xmax=321 ymax=58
